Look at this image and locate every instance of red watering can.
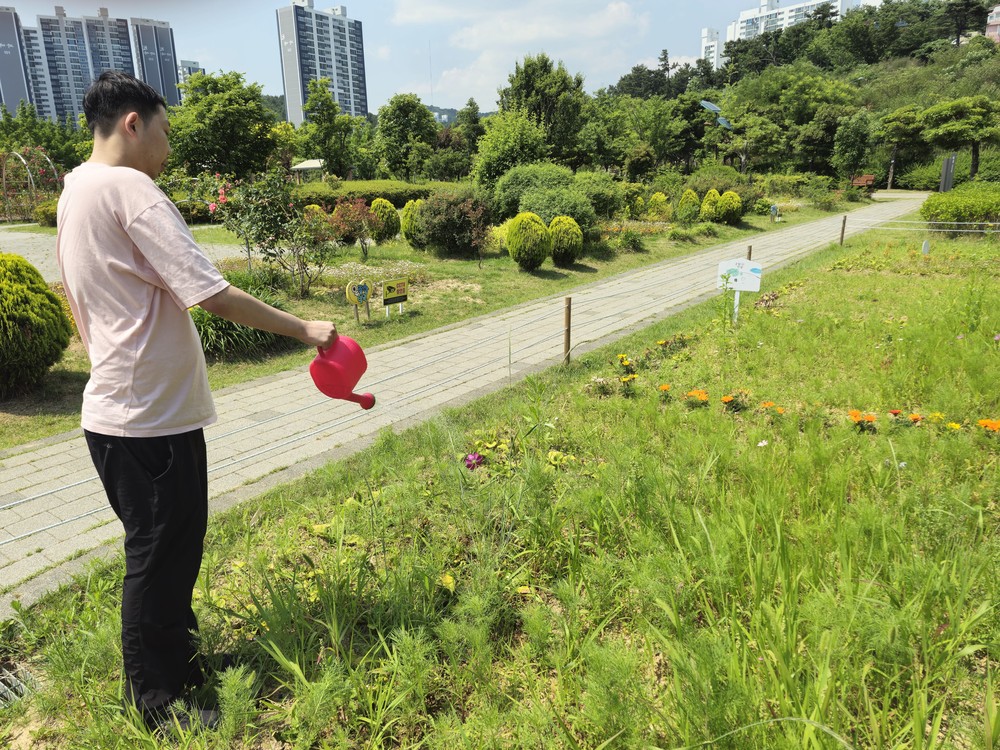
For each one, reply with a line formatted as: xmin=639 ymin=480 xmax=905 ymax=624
xmin=310 ymin=336 xmax=376 ymax=410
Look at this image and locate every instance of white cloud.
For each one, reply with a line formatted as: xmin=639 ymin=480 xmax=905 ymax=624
xmin=376 ymin=45 xmax=392 ymax=61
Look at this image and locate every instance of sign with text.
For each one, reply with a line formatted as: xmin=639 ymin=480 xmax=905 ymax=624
xmin=717 ymin=259 xmax=763 ymax=292
xmin=383 ymin=278 xmax=408 ymax=306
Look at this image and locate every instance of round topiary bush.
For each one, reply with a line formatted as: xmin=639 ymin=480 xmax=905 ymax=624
xmin=518 ymin=186 xmax=597 ymax=236
xmin=699 ymin=189 xmax=721 ymax=222
xmin=716 ymin=191 xmax=744 ymax=225
xmin=676 ymin=189 xmax=701 ymax=226
xmin=549 ymin=215 xmax=583 ymax=267
xmin=33 ymin=199 xmax=58 ymax=227
xmin=400 ymin=198 xmax=427 ymax=249
xmin=370 ymin=197 xmax=401 ymax=242
xmin=0 ymin=253 xmax=72 ymax=398
xmin=492 ymin=162 xmax=573 ymax=220
xmin=506 ymin=212 xmax=551 ymax=272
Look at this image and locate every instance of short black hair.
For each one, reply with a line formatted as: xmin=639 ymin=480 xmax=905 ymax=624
xmin=83 ymin=71 xmax=166 ymax=137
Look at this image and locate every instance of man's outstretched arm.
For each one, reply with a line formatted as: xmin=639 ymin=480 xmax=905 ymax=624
xmin=198 ymin=285 xmax=337 ymax=348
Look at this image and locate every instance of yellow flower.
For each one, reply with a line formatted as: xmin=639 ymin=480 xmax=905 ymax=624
xmin=775 ymin=407 xmax=785 ymax=414
xmin=946 ymin=422 xmax=962 ymax=430
xmin=928 ymin=412 xmax=945 ymax=423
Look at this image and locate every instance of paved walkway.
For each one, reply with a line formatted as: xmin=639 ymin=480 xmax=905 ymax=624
xmin=0 ymin=194 xmax=926 ymax=617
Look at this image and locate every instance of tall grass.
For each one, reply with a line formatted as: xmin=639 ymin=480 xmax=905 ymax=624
xmin=3 ymin=232 xmax=998 ymax=748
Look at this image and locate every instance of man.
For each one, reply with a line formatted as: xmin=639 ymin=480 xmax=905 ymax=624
xmin=56 ymin=71 xmax=336 ymax=730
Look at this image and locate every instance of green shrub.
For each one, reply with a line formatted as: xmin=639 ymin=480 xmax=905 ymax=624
xmin=753 ymin=198 xmax=773 ymax=215
xmin=572 ymin=171 xmax=623 ymax=219
xmin=803 ymin=174 xmax=838 ymax=210
xmin=684 ymin=164 xmax=743 ymax=197
xmin=676 ymin=189 xmax=701 ymax=227
xmin=616 ymin=228 xmax=644 ymax=252
xmin=33 ymin=199 xmax=58 ymax=227
xmin=506 ymin=212 xmax=551 ymax=271
xmin=0 ymin=253 xmax=71 ymax=398
xmin=649 ymin=169 xmax=685 ymax=201
xmin=518 ymin=186 xmax=597 ymax=236
xmin=291 ymin=181 xmax=337 ymax=210
xmin=400 ymin=199 xmax=427 ymax=249
xmin=410 ymin=189 xmax=491 ymax=259
xmin=666 ymin=222 xmax=719 ymax=242
xmin=619 ymin=183 xmax=645 ymax=218
xmin=919 ymin=182 xmax=1000 ymax=228
xmin=191 ymin=281 xmax=293 ymax=359
xmin=645 ymin=192 xmax=671 ymax=221
xmin=761 ymin=173 xmax=808 ymax=197
xmin=174 ymin=198 xmax=214 ymax=224
xmin=549 ymin=215 xmax=583 ymax=267
xmin=330 ymin=179 xmax=436 ymax=208
xmin=716 ymin=191 xmax=743 ymax=225
xmin=699 ymin=189 xmax=721 ymax=222
xmin=370 ymin=197 xmax=401 ymax=242
xmin=493 ymin=162 xmax=573 ymax=220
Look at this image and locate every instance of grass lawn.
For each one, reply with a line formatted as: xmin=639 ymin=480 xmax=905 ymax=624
xmin=0 ymin=206 xmax=833 ymax=451
xmin=2 ymin=229 xmax=997 ymax=748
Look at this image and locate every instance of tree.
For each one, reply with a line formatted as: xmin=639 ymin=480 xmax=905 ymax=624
xmin=471 ymin=109 xmax=548 ymax=191
xmin=498 ymin=53 xmax=588 ymax=166
xmin=877 ymin=105 xmax=926 ymax=189
xmin=832 ymin=109 xmax=875 ymax=180
xmin=608 ymin=65 xmax=668 ymax=99
xmin=170 ymin=71 xmax=277 ymax=177
xmin=261 ymin=94 xmax=287 ymax=122
xmin=374 ymin=93 xmax=438 ymax=180
xmin=455 ymin=98 xmax=485 ymax=156
xmin=920 ymin=95 xmax=1000 ymax=179
xmin=303 ymin=78 xmax=358 ymax=178
xmin=942 ymin=0 xmax=990 ymax=45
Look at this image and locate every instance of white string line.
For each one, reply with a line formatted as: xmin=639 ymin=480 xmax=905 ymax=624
xmin=872 ymin=219 xmax=1000 ymax=225
xmin=849 ymin=225 xmax=997 ymax=234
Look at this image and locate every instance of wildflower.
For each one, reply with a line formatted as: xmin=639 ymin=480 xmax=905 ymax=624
xmin=994 ymin=333 xmax=1000 ymax=342
xmin=978 ymin=419 xmax=1000 ymax=432
xmin=908 ymin=413 xmax=923 ymax=424
xmin=658 ymin=384 xmax=671 ymax=392
xmin=760 ymin=401 xmax=775 ymax=408
xmin=757 ymin=440 xmax=769 ymax=447
xmin=848 ymin=409 xmax=862 ymax=423
xmin=946 ymin=422 xmax=962 ymax=430
xmin=863 ymin=414 xmax=876 ymax=423
xmin=464 ymin=452 xmax=484 ymax=470
xmin=208 ymin=202 xmax=217 ymax=213
xmin=620 ymin=374 xmax=637 ymax=383
xmin=928 ymin=412 xmax=945 ymax=423
xmin=898 ymin=462 xmax=907 ymax=468
xmin=889 ymin=409 xmax=901 ymax=416
xmin=721 ymin=395 xmax=735 ymax=403
xmin=686 ymin=389 xmax=709 ymax=402
xmin=775 ymin=407 xmax=785 ymax=414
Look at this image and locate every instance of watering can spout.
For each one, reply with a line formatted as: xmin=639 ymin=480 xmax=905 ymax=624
xmin=309 ymin=337 xmax=376 ymax=410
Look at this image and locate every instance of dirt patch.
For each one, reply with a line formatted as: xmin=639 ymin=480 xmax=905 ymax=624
xmin=421 ymin=279 xmax=485 ymax=305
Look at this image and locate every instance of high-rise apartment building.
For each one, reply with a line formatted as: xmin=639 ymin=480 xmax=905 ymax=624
xmin=132 ymin=17 xmax=179 ymax=106
xmin=701 ymin=0 xmax=882 ymax=69
xmin=987 ymin=4 xmax=1000 ymax=43
xmin=277 ymin=1 xmax=368 ymax=125
xmin=0 ymin=5 xmax=181 ymax=120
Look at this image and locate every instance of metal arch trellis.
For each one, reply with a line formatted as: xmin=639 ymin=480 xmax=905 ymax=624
xmin=2 ymin=149 xmax=61 ymax=223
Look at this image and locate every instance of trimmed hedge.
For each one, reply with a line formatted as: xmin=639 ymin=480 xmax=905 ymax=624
xmin=549 ymin=216 xmax=583 ymax=267
xmin=919 ymin=182 xmax=1000 ymax=228
xmin=506 ymin=212 xmax=551 ymax=272
xmin=1 ymin=253 xmax=72 ymax=398
xmin=292 ymin=180 xmax=464 ymax=210
xmin=33 ymin=199 xmax=58 ymax=227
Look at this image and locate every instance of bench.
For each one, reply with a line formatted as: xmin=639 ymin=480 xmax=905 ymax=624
xmin=850 ymin=174 xmax=876 ymax=190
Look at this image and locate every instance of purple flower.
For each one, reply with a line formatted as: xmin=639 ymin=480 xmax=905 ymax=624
xmin=464 ymin=452 xmax=484 ymax=470
xmin=994 ymin=333 xmax=1000 ymax=342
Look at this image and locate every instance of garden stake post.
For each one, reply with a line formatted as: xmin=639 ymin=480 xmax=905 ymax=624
xmin=840 ymin=215 xmax=847 ymax=245
xmin=732 ymin=246 xmax=753 ymax=326
xmin=564 ymin=297 xmax=572 ymax=364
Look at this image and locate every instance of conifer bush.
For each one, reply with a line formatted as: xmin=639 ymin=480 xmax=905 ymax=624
xmin=0 ymin=253 xmax=72 ymax=398
xmin=33 ymin=199 xmax=58 ymax=227
xmin=549 ymin=215 xmax=583 ymax=267
xmin=645 ymin=192 xmax=671 ymax=221
xmin=675 ymin=189 xmax=701 ymax=226
xmin=400 ymin=199 xmax=427 ymax=249
xmin=506 ymin=212 xmax=551 ymax=272
xmin=716 ymin=191 xmax=744 ymax=225
xmin=370 ymin=197 xmax=401 ymax=242
xmin=699 ymin=188 xmax=721 ymax=222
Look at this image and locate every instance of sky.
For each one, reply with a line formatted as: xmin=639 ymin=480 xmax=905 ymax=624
xmin=11 ymin=0 xmax=757 ymax=112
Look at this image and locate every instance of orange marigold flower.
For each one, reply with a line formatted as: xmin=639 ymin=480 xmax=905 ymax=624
xmin=775 ymin=407 xmax=785 ymax=414
xmin=908 ymin=413 xmax=923 ymax=423
xmin=848 ymin=409 xmax=862 ymax=423
xmin=760 ymin=401 xmax=775 ymax=408
xmin=659 ymin=384 xmax=671 ymax=392
xmin=978 ymin=419 xmax=1000 ymax=432
xmin=863 ymin=413 xmax=877 ymax=423
xmin=721 ymin=395 xmax=735 ymax=403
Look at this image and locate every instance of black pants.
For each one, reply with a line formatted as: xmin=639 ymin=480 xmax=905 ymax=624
xmin=85 ymin=428 xmax=208 ymax=721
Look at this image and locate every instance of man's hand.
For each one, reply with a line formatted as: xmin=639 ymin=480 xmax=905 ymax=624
xmin=302 ymin=321 xmax=337 ymax=349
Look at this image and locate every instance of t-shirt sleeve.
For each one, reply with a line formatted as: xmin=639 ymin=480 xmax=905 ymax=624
xmin=126 ymin=198 xmax=229 ymax=309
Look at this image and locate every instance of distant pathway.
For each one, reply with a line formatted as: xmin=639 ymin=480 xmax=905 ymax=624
xmin=0 ymin=194 xmax=927 ymax=617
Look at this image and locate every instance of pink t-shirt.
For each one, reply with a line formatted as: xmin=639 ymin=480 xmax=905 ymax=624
xmin=57 ymin=163 xmax=229 ymax=438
